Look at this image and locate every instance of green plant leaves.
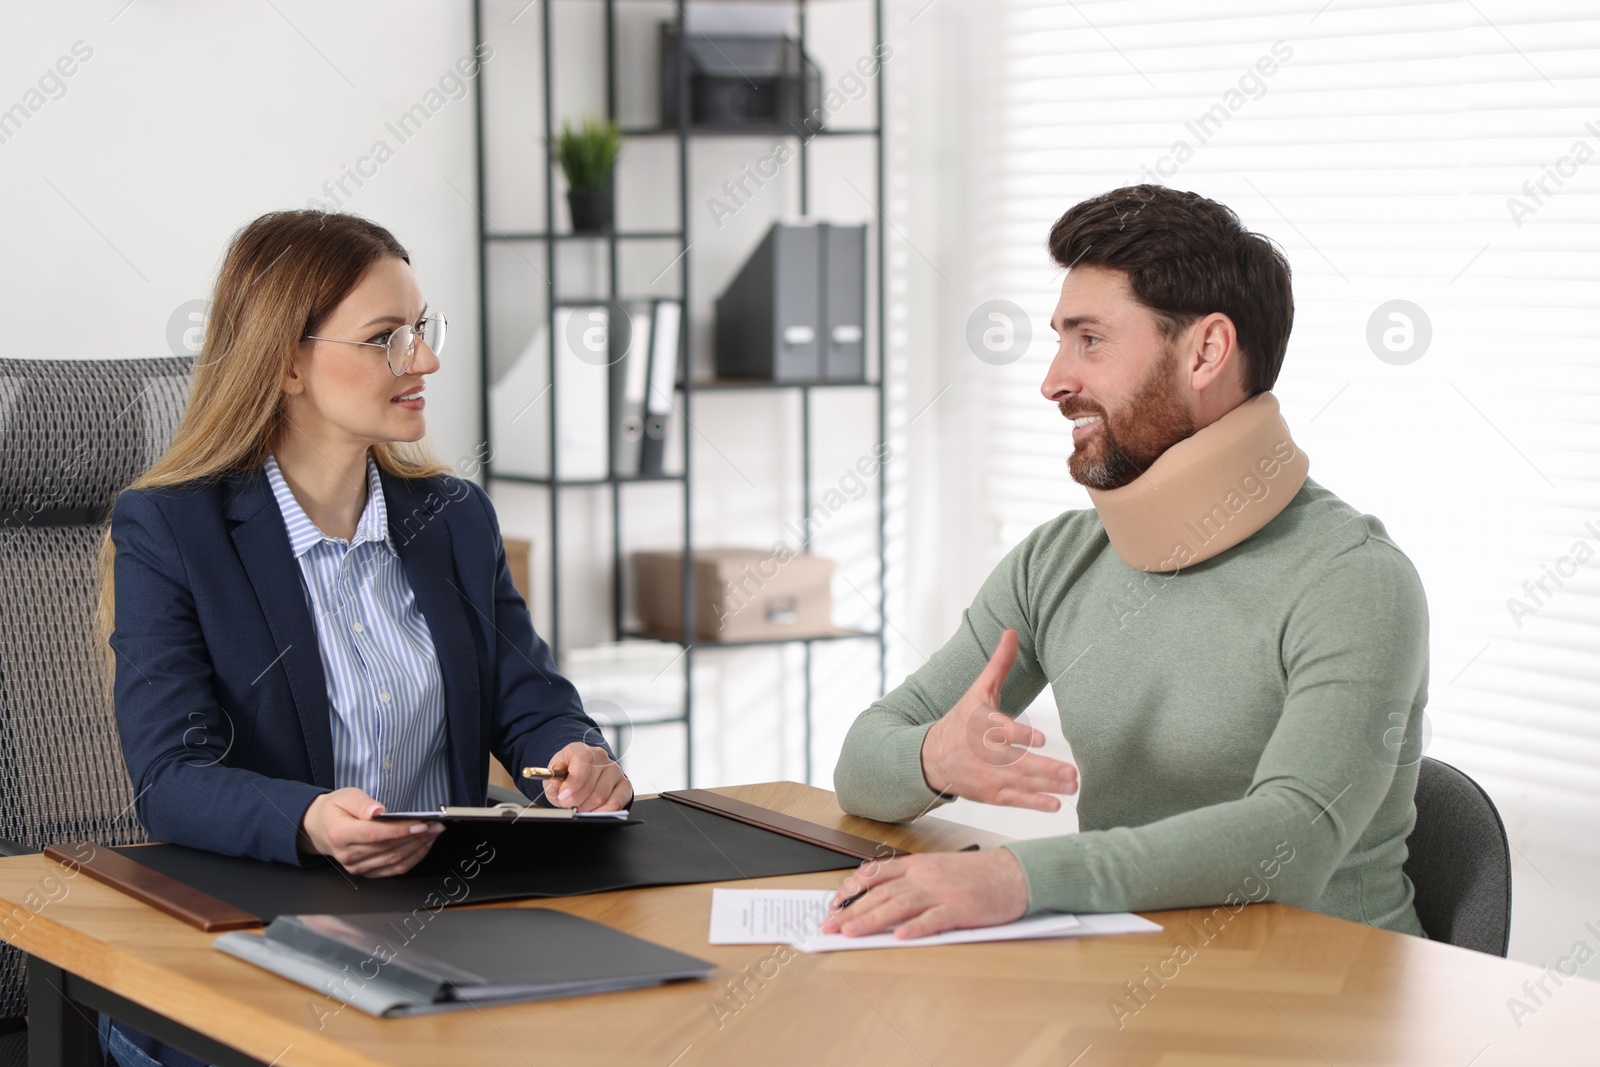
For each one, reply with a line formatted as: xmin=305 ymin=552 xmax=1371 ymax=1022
xmin=557 ymin=118 xmax=621 ymax=191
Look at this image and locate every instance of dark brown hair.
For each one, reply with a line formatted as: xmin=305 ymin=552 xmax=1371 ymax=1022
xmin=1047 ymin=185 xmax=1294 ymax=395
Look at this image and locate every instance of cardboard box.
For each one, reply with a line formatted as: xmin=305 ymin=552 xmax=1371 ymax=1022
xmin=504 ymin=537 xmax=532 ymax=605
xmin=633 ymin=548 xmax=835 ymax=642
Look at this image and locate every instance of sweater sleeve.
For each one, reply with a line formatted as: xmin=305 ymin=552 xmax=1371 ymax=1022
xmin=1002 ymin=542 xmax=1429 ymax=916
xmin=834 ymin=532 xmax=1052 ymax=822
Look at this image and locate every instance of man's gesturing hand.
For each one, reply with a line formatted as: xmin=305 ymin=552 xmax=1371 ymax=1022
xmin=919 ymin=628 xmax=1078 ymax=811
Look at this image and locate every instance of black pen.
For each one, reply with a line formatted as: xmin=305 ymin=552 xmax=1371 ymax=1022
xmin=834 ymin=843 xmax=981 ymax=910
xmin=835 ymin=888 xmax=869 ymax=910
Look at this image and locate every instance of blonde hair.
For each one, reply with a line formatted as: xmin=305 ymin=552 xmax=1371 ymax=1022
xmin=95 ymin=209 xmax=452 ymax=690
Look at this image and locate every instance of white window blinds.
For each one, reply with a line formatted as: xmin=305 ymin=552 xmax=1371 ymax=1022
xmin=966 ymin=0 xmax=1600 ymax=857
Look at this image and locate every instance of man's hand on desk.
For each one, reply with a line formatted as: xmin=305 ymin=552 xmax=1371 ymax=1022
xmin=298 ymin=788 xmax=444 ymax=877
xmin=540 ymin=742 xmax=633 ymax=812
xmin=820 ymin=849 xmax=1030 ymax=939
xmin=920 ymin=628 xmax=1079 ymax=811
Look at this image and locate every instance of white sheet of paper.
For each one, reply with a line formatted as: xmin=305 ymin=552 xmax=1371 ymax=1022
xmin=708 ymin=889 xmax=1159 ymax=953
xmin=708 ymin=889 xmax=838 ymax=945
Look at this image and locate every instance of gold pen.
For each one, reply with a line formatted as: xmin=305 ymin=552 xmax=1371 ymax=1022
xmin=521 ymin=766 xmax=569 ymax=781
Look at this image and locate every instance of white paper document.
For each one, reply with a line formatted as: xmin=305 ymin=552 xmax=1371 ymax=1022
xmin=708 ymin=889 xmax=1161 ymax=953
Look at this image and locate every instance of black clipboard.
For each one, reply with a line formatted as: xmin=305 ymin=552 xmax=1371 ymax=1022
xmin=372 ymin=803 xmax=638 ymax=825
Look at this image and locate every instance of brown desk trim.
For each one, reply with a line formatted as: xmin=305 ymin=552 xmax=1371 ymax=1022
xmin=43 ymin=843 xmax=261 ymax=932
xmin=662 ymin=789 xmax=909 ymax=861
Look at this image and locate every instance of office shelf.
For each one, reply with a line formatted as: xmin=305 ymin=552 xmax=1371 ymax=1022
xmin=604 ymin=708 xmax=689 ymax=730
xmin=622 ymin=627 xmax=883 ymax=649
xmin=687 ymin=377 xmax=880 ymax=391
xmin=492 ymin=471 xmax=687 ymax=488
xmin=473 ymin=0 xmax=888 ymax=788
xmin=487 ymin=230 xmax=685 ymax=242
xmin=618 ymin=125 xmax=881 ymax=139
xmin=551 ymin=296 xmax=693 ymax=310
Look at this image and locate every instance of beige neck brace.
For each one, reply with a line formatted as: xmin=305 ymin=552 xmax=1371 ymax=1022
xmin=1085 ymin=391 xmax=1308 ymax=573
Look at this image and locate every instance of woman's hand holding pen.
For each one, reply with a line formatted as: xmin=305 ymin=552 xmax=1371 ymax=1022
xmin=540 ymin=742 xmax=632 ymax=811
xmin=298 ymin=787 xmax=444 ymax=877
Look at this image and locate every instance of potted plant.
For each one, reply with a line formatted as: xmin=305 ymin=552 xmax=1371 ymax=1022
xmin=557 ymin=118 xmax=621 ymax=233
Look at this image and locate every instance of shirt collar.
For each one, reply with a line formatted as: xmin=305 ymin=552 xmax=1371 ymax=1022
xmin=263 ymin=451 xmax=392 ymax=559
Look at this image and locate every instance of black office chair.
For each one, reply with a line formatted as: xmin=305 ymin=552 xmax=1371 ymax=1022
xmin=1402 ymin=756 xmax=1512 ymax=956
xmin=0 ymin=356 xmax=195 ymax=1065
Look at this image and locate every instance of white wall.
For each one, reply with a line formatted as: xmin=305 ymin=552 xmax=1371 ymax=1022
xmin=1 ymin=0 xmax=484 ymax=473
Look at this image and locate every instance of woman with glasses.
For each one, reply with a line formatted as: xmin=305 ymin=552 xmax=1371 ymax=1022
xmin=95 ymin=210 xmax=631 ymax=1067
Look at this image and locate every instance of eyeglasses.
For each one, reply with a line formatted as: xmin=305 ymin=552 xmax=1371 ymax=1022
xmin=302 ymin=311 xmax=447 ymax=376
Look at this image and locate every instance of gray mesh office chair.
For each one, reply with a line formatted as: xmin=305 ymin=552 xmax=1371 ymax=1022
xmin=0 ymin=356 xmax=194 ymax=1060
xmin=1402 ymin=756 xmax=1513 ymax=956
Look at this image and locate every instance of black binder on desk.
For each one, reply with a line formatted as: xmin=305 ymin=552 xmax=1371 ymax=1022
xmin=49 ymin=795 xmax=879 ymax=929
xmin=216 ymin=908 xmax=713 ymax=1016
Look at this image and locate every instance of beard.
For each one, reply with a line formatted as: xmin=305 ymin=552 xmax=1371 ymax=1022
xmin=1061 ymin=344 xmax=1197 ymax=490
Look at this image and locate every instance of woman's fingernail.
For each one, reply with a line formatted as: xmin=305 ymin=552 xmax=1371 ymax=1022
xmin=558 ymin=789 xmax=573 ymax=804
xmin=429 ymin=822 xmax=445 ymax=833
xmin=409 ymin=823 xmax=429 ymax=834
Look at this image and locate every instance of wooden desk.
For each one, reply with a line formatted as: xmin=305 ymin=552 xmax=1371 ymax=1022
xmin=0 ymin=782 xmax=1593 ymax=1066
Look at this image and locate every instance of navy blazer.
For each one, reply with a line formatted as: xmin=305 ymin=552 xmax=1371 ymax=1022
xmin=109 ymin=464 xmax=607 ymax=865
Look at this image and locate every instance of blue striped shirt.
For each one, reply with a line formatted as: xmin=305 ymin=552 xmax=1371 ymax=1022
xmin=263 ymin=451 xmax=451 ymax=812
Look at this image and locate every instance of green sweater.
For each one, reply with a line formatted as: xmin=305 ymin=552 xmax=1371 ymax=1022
xmin=834 ymin=478 xmax=1429 ymax=936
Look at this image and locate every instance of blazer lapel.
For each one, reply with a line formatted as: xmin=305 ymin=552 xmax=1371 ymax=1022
xmin=224 ymin=469 xmax=337 ymax=789
xmin=382 ymin=471 xmax=482 ymax=803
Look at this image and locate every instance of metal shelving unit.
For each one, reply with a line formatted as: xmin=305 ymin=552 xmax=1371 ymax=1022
xmin=472 ymin=0 xmax=888 ymax=787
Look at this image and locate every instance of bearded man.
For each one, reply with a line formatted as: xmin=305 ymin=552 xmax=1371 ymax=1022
xmin=826 ymin=185 xmax=1429 ymax=941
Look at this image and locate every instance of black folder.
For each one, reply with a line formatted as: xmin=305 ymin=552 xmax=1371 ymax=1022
xmin=370 ymin=804 xmax=637 ymax=825
xmin=216 ymin=908 xmax=713 ymax=1016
